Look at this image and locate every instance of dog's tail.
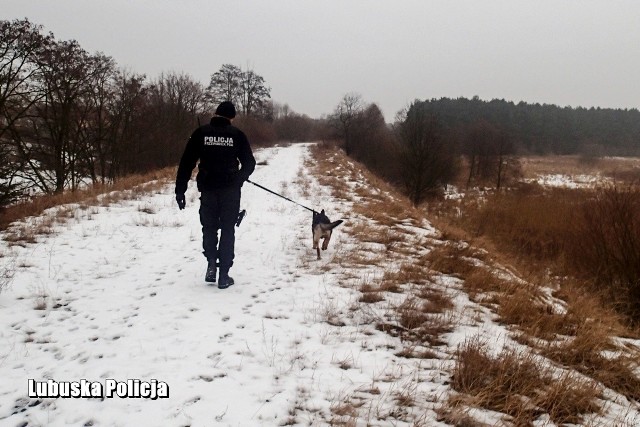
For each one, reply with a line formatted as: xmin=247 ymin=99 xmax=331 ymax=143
xmin=321 ymin=220 xmax=343 ymax=231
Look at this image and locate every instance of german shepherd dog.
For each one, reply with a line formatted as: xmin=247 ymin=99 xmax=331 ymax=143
xmin=312 ymin=210 xmax=343 ymax=259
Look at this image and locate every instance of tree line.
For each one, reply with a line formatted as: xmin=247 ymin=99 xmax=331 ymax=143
xmin=1 ymin=19 xmax=203 ymax=204
xmin=415 ymin=96 xmax=640 ymax=156
xmin=8 ymin=17 xmax=635 ymax=210
xmin=0 ymin=19 xmax=323 ymax=208
xmin=329 ymin=94 xmax=640 ymax=206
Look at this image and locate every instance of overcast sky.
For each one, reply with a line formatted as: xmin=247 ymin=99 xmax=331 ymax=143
xmin=3 ymin=1 xmax=640 ymax=120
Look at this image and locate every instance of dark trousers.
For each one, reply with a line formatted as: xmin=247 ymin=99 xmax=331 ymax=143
xmin=199 ymin=186 xmax=241 ymax=273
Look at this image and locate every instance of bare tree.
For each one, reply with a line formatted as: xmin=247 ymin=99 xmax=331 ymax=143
xmin=494 ymin=131 xmax=519 ymax=189
xmin=274 ymin=112 xmax=314 ymax=142
xmin=331 ymin=93 xmax=364 ymax=156
xmin=206 ymin=64 xmax=241 ymax=106
xmin=0 ymin=20 xmax=225 ymax=200
xmin=348 ymin=103 xmax=398 ymax=179
xmin=463 ymin=120 xmax=518 ymax=189
xmin=74 ymin=54 xmax=117 ymax=187
xmin=396 ymin=102 xmax=458 ymax=205
xmin=0 ymin=19 xmax=51 ymax=138
xmin=30 ymin=39 xmax=111 ymax=193
xmin=238 ymin=69 xmax=270 ymax=117
xmin=272 ymin=102 xmax=291 ymax=120
xmin=136 ymin=71 xmax=207 ymax=171
xmin=206 ymin=64 xmax=271 ymax=117
xmin=106 ymin=70 xmax=147 ymax=178
xmin=0 ymin=19 xmax=53 ymax=204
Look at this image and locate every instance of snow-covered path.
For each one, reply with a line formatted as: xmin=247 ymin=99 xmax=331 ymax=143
xmin=3 ymin=144 xmax=640 ymax=427
xmin=0 ymin=144 xmax=432 ymax=427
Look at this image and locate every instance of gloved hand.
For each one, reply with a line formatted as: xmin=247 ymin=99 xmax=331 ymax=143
xmin=233 ymin=173 xmax=247 ymax=188
xmin=176 ymin=193 xmax=186 ymax=210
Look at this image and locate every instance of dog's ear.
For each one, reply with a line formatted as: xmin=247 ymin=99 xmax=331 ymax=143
xmin=320 ymin=209 xmax=325 ymax=215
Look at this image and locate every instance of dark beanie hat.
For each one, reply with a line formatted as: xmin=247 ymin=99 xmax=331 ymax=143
xmin=215 ymin=101 xmax=236 ymax=119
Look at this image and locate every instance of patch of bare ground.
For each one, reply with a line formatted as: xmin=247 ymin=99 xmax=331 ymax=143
xmin=309 ymin=143 xmax=640 ymax=426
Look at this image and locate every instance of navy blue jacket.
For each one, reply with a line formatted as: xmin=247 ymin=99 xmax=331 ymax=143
xmin=175 ymin=117 xmax=256 ymax=194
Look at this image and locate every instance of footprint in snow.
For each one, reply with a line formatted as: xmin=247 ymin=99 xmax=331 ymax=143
xmin=184 ymin=396 xmax=201 ymax=406
xmin=218 ymin=332 xmax=232 ymax=342
xmin=197 ymin=373 xmax=226 ymax=382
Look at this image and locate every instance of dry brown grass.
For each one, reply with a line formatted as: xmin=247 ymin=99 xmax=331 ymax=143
xmin=358 ymin=292 xmax=384 ymax=304
xmin=557 ymin=283 xmax=628 ymax=337
xmin=1 ymin=167 xmax=175 ymax=239
xmin=352 ymin=197 xmax=421 ymax=228
xmin=476 ymin=277 xmax=640 ymax=402
xmin=357 ymin=227 xmax=404 ymax=251
xmin=460 ymin=188 xmax=579 ymax=263
xmin=395 ymin=346 xmax=438 ymax=359
xmin=311 ymin=143 xmax=640 ymax=424
xmin=332 ymin=243 xmax=385 ymax=268
xmin=392 ymin=298 xmax=453 ymax=346
xmin=358 ymin=281 xmax=385 ymax=304
xmin=542 ymin=321 xmax=640 ymax=402
xmin=382 ymin=263 xmax=431 ymax=286
xmin=460 ymin=262 xmax=640 ymax=404
xmin=330 ymin=402 xmax=358 ymax=418
xmin=424 ymin=244 xmax=476 ymax=279
xmin=430 ymin=191 xmax=640 ymax=399
xmin=416 ymin=286 xmax=454 ymax=314
xmin=0 ymin=255 xmax=14 ymax=293
xmin=438 ymin=179 xmax=640 ymax=327
xmin=451 ymin=336 xmax=602 ymax=426
xmin=463 ymin=268 xmax=640 ymax=402
xmin=606 ymin=167 xmax=640 ymax=182
xmin=520 ymin=155 xmax=640 ymax=181
xmin=537 ymin=372 xmax=602 ymax=425
xmin=565 ymin=185 xmax=640 ymax=322
xmin=496 ymin=288 xmax=567 ymax=340
xmin=462 ymin=266 xmax=513 ymax=299
xmin=435 ymin=406 xmax=490 ymax=427
xmin=397 ymin=298 xmax=428 ymax=331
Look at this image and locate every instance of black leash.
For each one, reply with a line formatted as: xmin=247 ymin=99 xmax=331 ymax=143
xmin=246 ymin=179 xmax=318 ymax=214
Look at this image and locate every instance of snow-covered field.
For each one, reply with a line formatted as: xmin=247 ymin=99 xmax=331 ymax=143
xmin=527 ymin=173 xmax=612 ymax=189
xmin=0 ymin=144 xmax=638 ymax=426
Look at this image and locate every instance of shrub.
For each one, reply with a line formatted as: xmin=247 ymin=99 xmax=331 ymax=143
xmin=233 ymin=115 xmax=277 ymax=147
xmin=461 ymin=188 xmax=578 ymax=262
xmin=449 ymin=183 xmax=640 ymax=323
xmin=567 ymin=184 xmax=640 ymax=322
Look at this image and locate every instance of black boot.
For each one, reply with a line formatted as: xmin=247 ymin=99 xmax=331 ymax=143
xmin=218 ymin=270 xmax=234 ymax=289
xmin=205 ymin=260 xmax=217 ymax=283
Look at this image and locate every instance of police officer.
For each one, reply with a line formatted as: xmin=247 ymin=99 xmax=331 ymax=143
xmin=175 ymin=101 xmax=256 ymax=288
